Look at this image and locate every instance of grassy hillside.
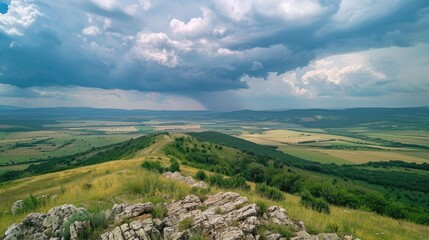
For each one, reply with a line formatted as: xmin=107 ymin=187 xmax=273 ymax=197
xmin=187 ymin=132 xmax=429 ymax=223
xmin=0 ymin=134 xmax=159 ymax=182
xmin=1 ymin=137 xmax=428 ymax=240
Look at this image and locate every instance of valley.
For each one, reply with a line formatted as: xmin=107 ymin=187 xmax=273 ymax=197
xmin=0 ymin=107 xmax=428 ymax=239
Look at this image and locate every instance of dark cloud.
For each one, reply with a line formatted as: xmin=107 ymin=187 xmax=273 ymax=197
xmin=0 ymin=0 xmax=428 ymax=98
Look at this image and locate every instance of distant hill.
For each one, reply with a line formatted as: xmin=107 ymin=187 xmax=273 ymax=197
xmin=1 ymin=105 xmax=428 ymax=129
xmin=213 ymin=107 xmax=429 ymax=129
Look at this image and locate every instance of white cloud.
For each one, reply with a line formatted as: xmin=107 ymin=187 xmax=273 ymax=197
xmin=237 ymin=44 xmax=429 ymax=98
xmin=0 ymin=0 xmax=41 ymax=36
xmin=331 ymin=0 xmax=401 ymax=28
xmin=170 ymin=9 xmax=212 ymax=36
xmin=130 ymin=32 xmax=185 ymax=67
xmin=0 ymin=84 xmax=205 ymax=110
xmin=82 ymin=26 xmax=101 ymax=36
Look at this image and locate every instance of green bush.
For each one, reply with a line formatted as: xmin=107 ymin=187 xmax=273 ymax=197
xmin=141 ymin=161 xmax=165 ymax=173
xmin=256 ymin=200 xmax=268 ymax=216
xmin=179 ymin=217 xmax=194 ymax=231
xmin=169 ymin=159 xmax=180 ymax=172
xmin=300 ymin=190 xmax=330 ymax=214
xmin=208 ymin=174 xmax=250 ymax=190
xmin=19 ymin=194 xmax=47 ymax=214
xmin=195 ymin=170 xmax=207 ymax=181
xmin=152 ymin=205 xmax=168 ymax=219
xmin=256 ymin=183 xmax=285 ymax=201
xmin=61 ymin=211 xmax=109 ymax=240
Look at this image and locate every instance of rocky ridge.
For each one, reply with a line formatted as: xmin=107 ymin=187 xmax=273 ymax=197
xmin=2 ymin=173 xmax=358 ymax=240
xmin=2 ymin=191 xmax=355 ymax=240
xmin=162 ymin=171 xmax=207 ymax=188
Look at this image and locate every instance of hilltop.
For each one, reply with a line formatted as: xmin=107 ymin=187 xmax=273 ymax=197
xmin=0 ymin=133 xmax=428 ymax=239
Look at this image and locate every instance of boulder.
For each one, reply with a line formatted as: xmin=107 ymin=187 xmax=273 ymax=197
xmin=11 ymin=200 xmax=23 ymax=215
xmin=162 ymin=172 xmax=207 ymax=188
xmin=267 ymin=206 xmax=305 ymax=231
xmin=70 ymin=221 xmax=90 ymax=240
xmin=3 ymin=204 xmax=84 ymax=240
xmin=100 ymin=218 xmax=162 ymax=240
xmin=111 ymin=202 xmax=154 ymax=222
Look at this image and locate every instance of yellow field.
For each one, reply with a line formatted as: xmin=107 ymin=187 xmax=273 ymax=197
xmin=240 ymin=129 xmax=372 ymax=145
xmin=69 ymin=126 xmax=139 ymax=133
xmin=359 ymin=131 xmax=429 ymax=147
xmin=240 ymin=129 xmax=429 ymax=164
xmin=318 ymin=149 xmax=429 ymax=164
xmin=154 ymin=124 xmax=201 ymax=131
xmin=0 ymin=135 xmax=428 ymax=240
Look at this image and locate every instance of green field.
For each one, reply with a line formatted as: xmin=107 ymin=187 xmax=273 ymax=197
xmin=1 ymin=134 xmax=428 ymax=240
xmin=240 ymin=128 xmax=429 ymax=164
xmin=0 ymin=130 xmax=142 ymax=165
xmin=278 ymin=146 xmax=352 ymax=164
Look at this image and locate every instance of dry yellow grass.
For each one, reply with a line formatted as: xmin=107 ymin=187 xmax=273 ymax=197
xmin=240 ymin=129 xmax=371 ymax=145
xmin=0 ymin=135 xmax=428 ymax=240
xmin=318 ymin=149 xmax=429 ymax=164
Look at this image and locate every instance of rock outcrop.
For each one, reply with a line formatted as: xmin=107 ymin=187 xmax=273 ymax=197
xmin=11 ymin=200 xmax=23 ymax=215
xmin=3 ymin=204 xmax=85 ymax=240
xmin=2 ymin=192 xmax=348 ymax=240
xmin=162 ymin=171 xmax=207 ymax=188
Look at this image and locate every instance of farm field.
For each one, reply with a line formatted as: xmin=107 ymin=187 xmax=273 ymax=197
xmin=0 ymin=124 xmax=145 ymax=166
xmin=240 ymin=129 xmax=378 ymax=146
xmin=317 ymin=149 xmax=429 ymax=164
xmin=359 ymin=131 xmax=429 ymax=147
xmin=241 ymin=129 xmax=429 ymax=164
xmin=0 ymin=135 xmax=428 ymax=240
xmin=277 ymin=146 xmax=352 ymax=164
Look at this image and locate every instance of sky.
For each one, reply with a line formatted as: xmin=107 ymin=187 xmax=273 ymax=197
xmin=0 ymin=0 xmax=428 ymax=111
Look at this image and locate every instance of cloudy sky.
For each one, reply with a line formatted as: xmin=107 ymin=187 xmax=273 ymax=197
xmin=0 ymin=0 xmax=428 ymax=110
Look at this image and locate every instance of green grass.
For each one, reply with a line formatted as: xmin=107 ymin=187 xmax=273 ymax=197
xmin=0 ymin=130 xmax=141 ymax=165
xmin=0 ymin=156 xmax=428 ymax=240
xmin=278 ymin=146 xmax=351 ymax=164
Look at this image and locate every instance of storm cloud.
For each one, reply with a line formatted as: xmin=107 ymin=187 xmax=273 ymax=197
xmin=0 ymin=0 xmax=428 ymax=109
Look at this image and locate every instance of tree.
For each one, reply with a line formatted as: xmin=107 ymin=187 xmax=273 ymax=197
xmin=195 ymin=170 xmax=207 ymax=181
xmin=169 ymin=159 xmax=180 ymax=172
xmin=245 ymin=163 xmax=266 ymax=183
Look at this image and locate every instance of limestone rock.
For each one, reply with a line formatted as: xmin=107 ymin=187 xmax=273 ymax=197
xmin=162 ymin=172 xmax=207 ymax=188
xmin=70 ymin=221 xmax=90 ymax=240
xmin=204 ymin=192 xmax=248 ymax=213
xmin=11 ymin=200 xmax=23 ymax=215
xmin=3 ymin=204 xmax=84 ymax=240
xmin=111 ymin=202 xmax=154 ymax=222
xmin=2 ymin=192 xmax=351 ymax=240
xmin=290 ymin=231 xmax=341 ymax=240
xmin=267 ymin=206 xmax=305 ymax=232
xmin=100 ymin=218 xmax=162 ymax=240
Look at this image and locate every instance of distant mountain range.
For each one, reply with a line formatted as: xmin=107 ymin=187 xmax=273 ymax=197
xmin=0 ymin=105 xmax=428 ymax=129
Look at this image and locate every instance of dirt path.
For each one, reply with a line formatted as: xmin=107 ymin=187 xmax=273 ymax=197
xmin=135 ymin=134 xmax=173 ymax=158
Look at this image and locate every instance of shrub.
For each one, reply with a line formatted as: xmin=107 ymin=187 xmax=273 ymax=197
xmin=256 ymin=200 xmax=268 ymax=216
xmin=141 ymin=161 xmax=165 ymax=173
xmin=19 ymin=194 xmax=47 ymax=214
xmin=179 ymin=217 xmax=194 ymax=231
xmin=245 ymin=163 xmax=266 ymax=183
xmin=256 ymin=183 xmax=285 ymax=201
xmin=195 ymin=170 xmax=207 ymax=181
xmin=300 ymin=190 xmax=330 ymax=214
xmin=215 ymin=207 xmax=222 ymax=214
xmin=61 ymin=211 xmax=110 ymax=240
xmin=169 ymin=159 xmax=180 ymax=172
xmin=152 ymin=205 xmax=168 ymax=219
xmin=208 ymin=174 xmax=250 ymax=190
